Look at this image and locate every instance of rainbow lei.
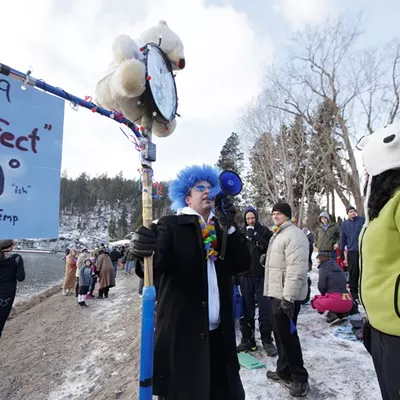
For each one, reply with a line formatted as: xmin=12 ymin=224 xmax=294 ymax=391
xmin=198 ymin=216 xmax=219 ymax=262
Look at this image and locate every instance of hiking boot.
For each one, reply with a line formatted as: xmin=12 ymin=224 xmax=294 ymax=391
xmin=82 ymin=302 xmax=88 ymax=307
xmin=236 ymin=340 xmax=257 ymax=353
xmin=238 ymin=320 xmax=256 ymax=352
xmin=326 ymin=311 xmax=341 ymax=325
xmin=266 ymin=371 xmax=292 ymax=387
xmin=262 ymin=342 xmax=278 ymax=357
xmin=289 ymin=381 xmax=309 ymax=397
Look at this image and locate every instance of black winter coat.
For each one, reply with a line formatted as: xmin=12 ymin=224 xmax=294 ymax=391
xmin=0 ymin=254 xmax=25 ymax=298
xmin=109 ymin=249 xmax=121 ymax=262
xmin=243 ymin=222 xmax=273 ymax=276
xmin=147 ymin=214 xmax=250 ymax=400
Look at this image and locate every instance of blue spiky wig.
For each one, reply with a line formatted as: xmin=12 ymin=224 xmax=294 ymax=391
xmin=169 ymin=164 xmax=221 ymax=211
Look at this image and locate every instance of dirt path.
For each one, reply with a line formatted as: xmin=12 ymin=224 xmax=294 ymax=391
xmin=0 ymin=274 xmax=142 ymax=400
xmin=0 ymin=267 xmax=380 ymax=400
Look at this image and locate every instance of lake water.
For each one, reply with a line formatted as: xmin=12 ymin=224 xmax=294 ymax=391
xmin=14 ymin=252 xmax=65 ymax=301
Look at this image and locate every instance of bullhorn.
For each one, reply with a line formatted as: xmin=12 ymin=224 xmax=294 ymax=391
xmin=209 ymin=170 xmax=243 ymax=200
xmin=209 ymin=170 xmax=242 ymax=261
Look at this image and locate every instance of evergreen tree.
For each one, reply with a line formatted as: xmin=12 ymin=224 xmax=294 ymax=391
xmin=108 ymin=215 xmax=117 ymax=240
xmin=118 ymin=206 xmax=129 ymax=239
xmin=217 ymin=132 xmax=244 ymax=174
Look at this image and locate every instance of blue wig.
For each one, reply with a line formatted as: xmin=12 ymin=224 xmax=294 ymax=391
xmin=169 ymin=164 xmax=221 ymax=211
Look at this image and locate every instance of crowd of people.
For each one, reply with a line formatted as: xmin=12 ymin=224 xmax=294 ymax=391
xmin=130 ymin=126 xmax=399 ymax=400
xmin=61 ymin=244 xmax=137 ymax=306
xmin=0 ymin=122 xmax=398 ymax=400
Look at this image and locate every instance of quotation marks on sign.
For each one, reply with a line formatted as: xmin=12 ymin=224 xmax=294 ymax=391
xmin=44 ymin=123 xmax=52 ymax=130
xmin=11 ymin=183 xmax=31 ymax=195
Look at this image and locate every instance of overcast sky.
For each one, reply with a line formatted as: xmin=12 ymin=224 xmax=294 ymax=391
xmin=2 ymin=0 xmax=399 ymax=184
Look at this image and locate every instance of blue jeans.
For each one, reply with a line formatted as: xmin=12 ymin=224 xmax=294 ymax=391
xmin=125 ymin=261 xmax=135 ymax=274
xmin=112 ymin=262 xmax=118 ymax=278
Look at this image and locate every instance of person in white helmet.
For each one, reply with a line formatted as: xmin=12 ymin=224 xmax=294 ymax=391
xmin=359 ymin=121 xmax=400 ymax=400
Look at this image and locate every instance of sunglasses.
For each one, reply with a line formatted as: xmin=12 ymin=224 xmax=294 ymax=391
xmin=186 ymin=184 xmax=212 ymax=196
xmin=194 ymin=184 xmax=212 ymax=192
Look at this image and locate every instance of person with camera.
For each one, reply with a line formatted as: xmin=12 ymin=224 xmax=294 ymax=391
xmin=236 ymin=207 xmax=277 ymax=357
xmin=130 ymin=165 xmax=250 ymax=400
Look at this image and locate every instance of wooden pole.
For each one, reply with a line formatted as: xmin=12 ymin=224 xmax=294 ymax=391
xmin=141 ymin=110 xmax=154 ymax=287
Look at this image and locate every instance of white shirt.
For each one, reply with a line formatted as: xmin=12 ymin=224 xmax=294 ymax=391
xmin=179 ymin=207 xmax=221 ymax=330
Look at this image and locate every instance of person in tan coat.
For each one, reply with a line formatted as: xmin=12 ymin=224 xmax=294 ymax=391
xmin=96 ymin=248 xmax=115 ymax=298
xmin=63 ymin=249 xmax=77 ymax=296
xmin=263 ymin=202 xmax=309 ymax=398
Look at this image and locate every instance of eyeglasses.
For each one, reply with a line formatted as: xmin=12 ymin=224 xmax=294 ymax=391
xmin=186 ymin=184 xmax=212 ymax=196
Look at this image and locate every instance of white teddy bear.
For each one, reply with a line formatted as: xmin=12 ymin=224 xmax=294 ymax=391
xmin=95 ymin=20 xmax=185 ymax=138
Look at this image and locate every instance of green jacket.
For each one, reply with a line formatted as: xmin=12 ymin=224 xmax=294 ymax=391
xmin=315 ymin=223 xmax=340 ymax=251
xmin=360 ymin=190 xmax=400 ymax=336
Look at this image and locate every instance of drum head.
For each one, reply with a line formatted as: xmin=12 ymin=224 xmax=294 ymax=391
xmin=145 ymin=44 xmax=178 ymax=122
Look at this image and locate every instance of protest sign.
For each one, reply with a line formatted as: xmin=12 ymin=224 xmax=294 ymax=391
xmin=0 ymin=76 xmax=65 ymax=239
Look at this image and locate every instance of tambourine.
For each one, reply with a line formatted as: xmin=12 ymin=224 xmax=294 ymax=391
xmin=142 ymin=43 xmax=178 ymax=123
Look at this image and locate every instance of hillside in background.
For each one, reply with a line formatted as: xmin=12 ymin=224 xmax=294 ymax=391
xmin=56 ymin=171 xmax=172 ymax=248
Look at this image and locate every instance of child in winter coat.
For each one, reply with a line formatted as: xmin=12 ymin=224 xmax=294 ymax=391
xmin=78 ymin=259 xmax=93 ymax=307
xmin=87 ymin=258 xmax=98 ymax=299
xmin=311 ymin=252 xmax=353 ymax=324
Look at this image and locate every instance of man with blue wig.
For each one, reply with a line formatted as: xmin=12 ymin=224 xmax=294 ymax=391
xmin=131 ymin=164 xmax=250 ymax=400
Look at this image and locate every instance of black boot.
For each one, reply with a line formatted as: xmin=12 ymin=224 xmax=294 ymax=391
xmin=262 ymin=342 xmax=278 ymax=357
xmin=104 ymin=288 xmax=109 ymax=299
xmin=98 ymin=289 xmax=104 ymax=299
xmin=260 ymin=322 xmax=277 ymax=356
xmin=326 ymin=311 xmax=341 ymax=325
xmin=289 ymin=381 xmax=310 ymax=397
xmin=237 ymin=320 xmax=256 ymax=352
xmin=266 ymin=371 xmax=292 ymax=387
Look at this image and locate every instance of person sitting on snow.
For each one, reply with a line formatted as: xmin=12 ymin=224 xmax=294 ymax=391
xmin=311 ymin=252 xmax=353 ymax=324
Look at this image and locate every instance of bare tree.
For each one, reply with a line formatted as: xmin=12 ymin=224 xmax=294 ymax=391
xmin=242 ymin=15 xmax=400 ymax=220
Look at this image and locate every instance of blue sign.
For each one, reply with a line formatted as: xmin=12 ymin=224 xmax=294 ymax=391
xmin=0 ymin=76 xmax=65 ymax=239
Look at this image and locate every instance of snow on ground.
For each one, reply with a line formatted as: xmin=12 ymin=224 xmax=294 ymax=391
xmin=240 ymin=267 xmax=380 ymax=400
xmin=1 ymin=264 xmax=381 ymax=400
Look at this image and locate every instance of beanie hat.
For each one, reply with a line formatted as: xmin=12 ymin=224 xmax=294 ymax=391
xmin=272 ymin=202 xmax=292 ymax=219
xmin=346 ymin=205 xmax=356 ymax=214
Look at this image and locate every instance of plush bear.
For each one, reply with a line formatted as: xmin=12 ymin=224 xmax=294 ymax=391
xmin=95 ymin=20 xmax=185 ymax=138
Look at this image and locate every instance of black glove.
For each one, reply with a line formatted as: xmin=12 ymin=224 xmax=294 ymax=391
xmin=215 ymin=195 xmax=236 ymax=229
xmin=131 ymin=224 xmax=158 ymax=258
xmin=280 ymin=299 xmax=294 ymax=320
xmin=245 ymin=226 xmax=255 ymax=240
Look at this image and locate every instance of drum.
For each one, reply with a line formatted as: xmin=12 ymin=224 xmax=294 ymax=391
xmin=143 ymin=43 xmax=178 ymax=123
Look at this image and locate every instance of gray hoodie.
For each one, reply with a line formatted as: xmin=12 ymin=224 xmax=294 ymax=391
xmin=315 ymin=212 xmax=340 ymax=251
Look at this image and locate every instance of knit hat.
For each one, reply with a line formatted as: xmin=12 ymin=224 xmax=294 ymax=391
xmin=272 ymin=202 xmax=292 ymax=219
xmin=169 ymin=164 xmax=221 ymax=211
xmin=346 ymin=205 xmax=356 ymax=214
xmin=0 ymin=240 xmax=14 ymax=251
